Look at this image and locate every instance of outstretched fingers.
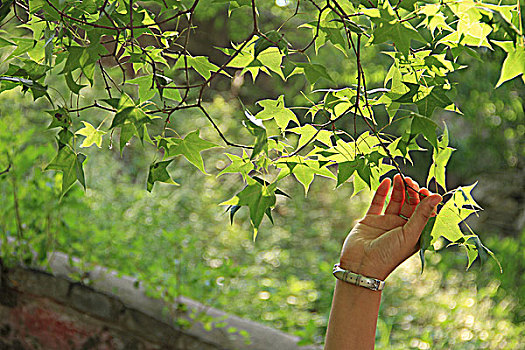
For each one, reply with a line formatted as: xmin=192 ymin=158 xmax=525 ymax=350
xmin=385 ymin=174 xmax=405 ymax=215
xmin=403 ymin=194 xmax=442 ymax=244
xmin=365 ymin=178 xmax=391 ymax=215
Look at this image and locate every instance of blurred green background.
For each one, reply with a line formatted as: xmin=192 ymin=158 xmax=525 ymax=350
xmin=0 ymin=1 xmax=524 ymax=348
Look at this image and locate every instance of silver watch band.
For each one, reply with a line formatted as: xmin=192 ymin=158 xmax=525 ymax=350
xmin=332 ymin=264 xmax=385 ymax=291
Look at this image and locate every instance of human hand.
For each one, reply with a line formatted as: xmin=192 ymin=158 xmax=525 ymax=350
xmin=339 ymin=174 xmax=442 ymax=281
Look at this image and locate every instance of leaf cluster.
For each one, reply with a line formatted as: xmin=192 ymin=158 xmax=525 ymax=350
xmin=0 ymin=0 xmax=522 ymax=269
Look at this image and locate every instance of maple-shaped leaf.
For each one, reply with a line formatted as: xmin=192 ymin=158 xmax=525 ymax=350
xmin=429 ymin=183 xmax=500 ymax=271
xmin=65 ymin=72 xmax=87 ymax=94
xmin=217 ymin=151 xmax=254 ymax=181
xmin=393 ymin=82 xmax=419 ymax=103
xmin=243 ymin=112 xmax=268 ymax=160
xmin=254 ymin=95 xmax=299 ymax=130
xmin=371 ymin=1 xmax=425 ymax=57
xmin=167 ymin=130 xmax=218 ymax=174
xmin=147 ymin=159 xmax=179 ymax=192
xmin=174 ymin=56 xmax=222 ymax=80
xmin=220 ymin=178 xmax=277 ymax=239
xmin=288 ymin=125 xmax=332 ymax=150
xmin=126 ymin=75 xmax=156 ymax=103
xmin=410 ymin=114 xmax=438 ymax=149
xmin=225 ymin=38 xmax=285 ymax=81
xmin=75 ymin=121 xmax=106 ymax=148
xmin=427 ymin=125 xmax=455 ymax=190
xmin=292 ymin=62 xmax=334 ymax=85
xmin=46 ymin=107 xmax=72 ymax=129
xmin=276 ymin=156 xmax=335 ymax=195
xmin=416 ymin=86 xmax=453 ymax=117
xmin=419 ymin=216 xmax=436 ymax=273
xmin=119 ymin=122 xmax=136 ymax=156
xmin=45 ymin=145 xmax=87 ymax=197
xmin=336 ymin=158 xmax=362 ymax=188
xmin=493 ymin=41 xmax=525 ymax=87
xmin=431 ymin=183 xmax=481 ymax=247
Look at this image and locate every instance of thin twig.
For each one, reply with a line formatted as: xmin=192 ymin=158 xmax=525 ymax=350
xmin=0 ymin=163 xmax=11 ymax=176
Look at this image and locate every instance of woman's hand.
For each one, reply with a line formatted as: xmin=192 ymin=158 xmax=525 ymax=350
xmin=339 ymin=174 xmax=442 ymax=280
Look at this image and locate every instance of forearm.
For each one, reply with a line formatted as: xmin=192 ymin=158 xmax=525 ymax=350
xmin=324 ymin=280 xmax=382 ymax=350
xmin=323 ymin=176 xmax=440 ymax=349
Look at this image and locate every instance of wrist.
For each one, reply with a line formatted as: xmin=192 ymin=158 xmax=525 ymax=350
xmin=339 ymin=257 xmax=390 ymax=281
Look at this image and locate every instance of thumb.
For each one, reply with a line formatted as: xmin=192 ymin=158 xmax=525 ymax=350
xmin=404 ymin=194 xmax=442 ymax=244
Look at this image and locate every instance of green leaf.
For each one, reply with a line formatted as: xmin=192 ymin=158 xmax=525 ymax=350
xmin=293 ymin=62 xmax=334 ymax=85
xmin=0 ymin=0 xmax=13 ymax=23
xmin=75 ymin=121 xmax=106 ymax=148
xmin=109 ymin=95 xmax=154 ymax=145
xmin=416 ymin=86 xmax=453 ymax=117
xmin=288 ymin=125 xmax=332 ymax=150
xmin=431 ymin=183 xmax=481 ymax=249
xmin=252 ymin=176 xmax=291 ymax=198
xmin=46 ymin=107 xmax=71 ymax=129
xmin=419 ymin=216 xmax=436 ymax=273
xmin=61 ymin=46 xmax=83 ymax=74
xmin=0 ymin=36 xmax=15 ymax=49
xmin=111 ymin=106 xmax=136 ymax=128
xmin=371 ymin=1 xmax=425 ymax=57
xmin=393 ymin=82 xmax=419 ymax=103
xmin=277 ymin=157 xmax=335 ymax=195
xmin=228 ymin=205 xmax=241 ymax=224
xmin=6 ymin=38 xmax=35 ymax=60
xmin=45 ymin=145 xmax=87 ymax=197
xmin=255 ymin=95 xmax=299 ymax=130
xmin=427 ymin=125 xmax=455 ymax=190
xmin=356 ymin=157 xmax=372 ymax=188
xmin=174 ymin=56 xmax=221 ymax=80
xmin=147 ymin=159 xmax=179 ymax=192
xmin=468 ymin=236 xmax=502 ymax=273
xmin=493 ymin=42 xmax=525 ymax=87
xmin=217 ymin=151 xmax=254 ymax=181
xmin=410 ymin=114 xmax=438 ymax=149
xmin=427 ymin=147 xmax=453 ymax=191
xmin=126 ymin=75 xmax=156 ymax=103
xmin=243 ymin=112 xmax=268 ymax=160
xmin=65 ymin=72 xmax=87 ymax=94
xmin=119 ymin=122 xmax=136 ymax=156
xmin=340 ymin=18 xmax=369 ymax=36
xmin=167 ymin=130 xmax=218 ymax=174
xmin=220 ymin=178 xmax=276 ymax=236
xmin=57 ymin=128 xmax=74 ymax=147
xmin=254 ymin=31 xmax=288 ymax=58
xmin=336 ymin=159 xmax=360 ymax=188
xmin=226 ymin=0 xmax=251 ymax=15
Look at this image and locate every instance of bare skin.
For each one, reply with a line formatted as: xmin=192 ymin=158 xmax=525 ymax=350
xmin=324 ymin=174 xmax=442 ymax=350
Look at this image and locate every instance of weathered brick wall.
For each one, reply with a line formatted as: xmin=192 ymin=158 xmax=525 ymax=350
xmin=0 ymin=254 xmax=320 ymax=350
xmin=0 ymin=267 xmax=221 ymax=350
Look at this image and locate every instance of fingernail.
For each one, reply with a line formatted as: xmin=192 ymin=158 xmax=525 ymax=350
xmin=429 ymin=195 xmax=442 ymax=206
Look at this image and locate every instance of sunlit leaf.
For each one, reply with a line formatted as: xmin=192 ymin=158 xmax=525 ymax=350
xmin=255 ymin=95 xmax=299 ymax=130
xmin=45 ymin=145 xmax=87 ymax=197
xmin=75 ymin=121 xmax=106 ymax=148
xmin=167 ymin=130 xmax=218 ymax=174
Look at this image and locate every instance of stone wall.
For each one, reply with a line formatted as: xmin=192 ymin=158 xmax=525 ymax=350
xmin=0 ymin=253 xmax=320 ymax=350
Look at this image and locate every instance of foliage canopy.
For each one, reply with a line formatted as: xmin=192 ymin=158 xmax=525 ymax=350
xmin=0 ymin=0 xmax=523 ymax=269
